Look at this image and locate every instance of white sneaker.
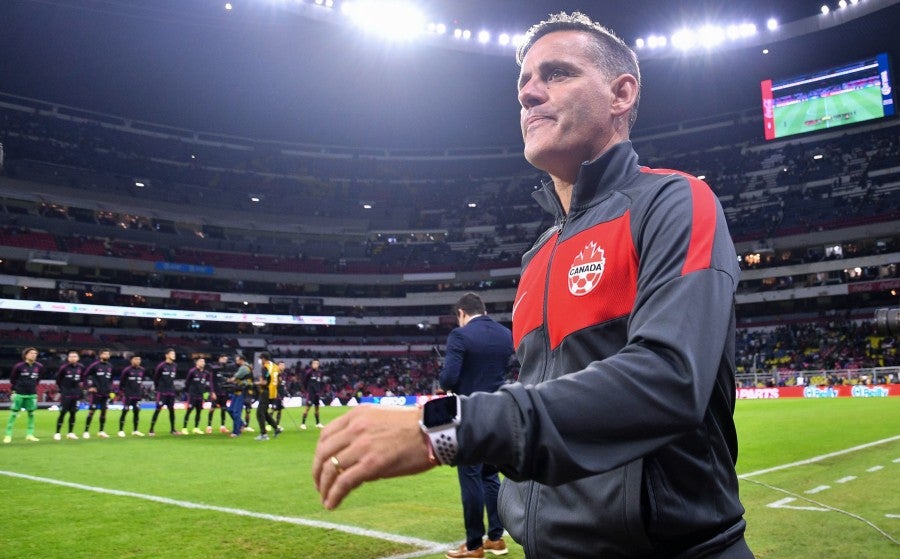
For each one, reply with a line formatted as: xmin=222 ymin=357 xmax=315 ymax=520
xmin=53 ymin=433 xmax=62 ymax=441
xmin=300 ymin=424 xmax=307 ymax=430
xmin=118 ymin=431 xmax=126 ymax=438
xmin=132 ymin=430 xmax=145 ymax=437
xmin=66 ymin=433 xmax=79 ymax=440
xmin=243 ymin=426 xmax=255 ymax=433
xmin=2 ymin=435 xmax=10 ymax=444
xmin=205 ymin=426 xmax=212 ymax=434
xmin=192 ymin=427 xmax=204 ymax=435
xmin=98 ymin=431 xmax=109 ymax=439
xmin=316 ymin=423 xmax=324 ymax=429
xmin=83 ymin=432 xmax=90 ymax=439
xmin=25 ymin=435 xmax=39 ymax=442
xmin=219 ymin=426 xmax=229 ymax=434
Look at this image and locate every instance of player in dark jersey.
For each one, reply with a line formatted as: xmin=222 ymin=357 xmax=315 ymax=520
xmin=82 ymin=349 xmax=114 ymax=438
xmin=206 ymin=354 xmax=231 ymax=434
xmin=4 ymin=347 xmax=44 ymax=443
xmin=182 ymin=357 xmax=210 ymax=435
xmin=300 ymin=358 xmax=324 ymax=430
xmin=54 ymin=350 xmax=84 ymax=441
xmin=117 ymin=355 xmax=146 ymax=437
xmin=271 ymin=360 xmax=288 ymax=428
xmin=149 ymin=348 xmax=180 ymax=436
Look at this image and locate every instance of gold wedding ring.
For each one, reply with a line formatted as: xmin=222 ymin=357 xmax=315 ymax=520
xmin=330 ymin=455 xmax=344 ymax=474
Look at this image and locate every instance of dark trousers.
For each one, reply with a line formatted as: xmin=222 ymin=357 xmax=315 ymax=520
xmin=457 ymin=463 xmax=503 ymax=550
xmin=256 ymin=394 xmax=279 ymax=435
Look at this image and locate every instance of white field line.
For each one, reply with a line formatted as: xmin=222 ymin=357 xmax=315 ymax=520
xmin=835 ymin=476 xmax=857 ymax=484
xmin=0 ymin=469 xmax=447 ymax=555
xmin=866 ymin=465 xmax=884 ymax=472
xmin=739 ymin=435 xmax=900 ymax=478
xmin=804 ymin=485 xmax=830 ymax=494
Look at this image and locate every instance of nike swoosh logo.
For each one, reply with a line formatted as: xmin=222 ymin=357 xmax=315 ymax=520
xmin=512 ymin=291 xmax=527 ymax=322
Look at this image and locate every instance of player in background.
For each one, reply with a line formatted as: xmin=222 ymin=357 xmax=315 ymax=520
xmin=272 ymin=360 xmax=288 ymax=428
xmin=149 ymin=348 xmax=180 ymax=437
xmin=54 ymin=350 xmax=84 ymax=441
xmin=4 ymin=347 xmax=44 ymax=443
xmin=182 ymin=357 xmax=210 ymax=435
xmin=254 ymin=353 xmax=282 ymax=441
xmin=242 ymin=368 xmax=256 ymax=433
xmin=117 ymin=355 xmax=146 ymax=437
xmin=82 ymin=348 xmax=114 ymax=438
xmin=300 ymin=358 xmax=324 ymax=429
xmin=207 ymin=354 xmax=231 ymax=434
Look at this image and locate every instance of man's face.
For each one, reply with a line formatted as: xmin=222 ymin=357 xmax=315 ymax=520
xmin=68 ymin=352 xmax=80 ymax=364
xmin=25 ymin=349 xmax=37 ymax=362
xmin=196 ymin=358 xmax=206 ymax=369
xmin=131 ymin=356 xmax=141 ymax=367
xmin=518 ymin=31 xmax=619 ymax=181
xmin=311 ymin=360 xmax=319 ymax=370
xmin=100 ymin=351 xmax=110 ymax=361
xmin=166 ymin=350 xmax=176 ymax=361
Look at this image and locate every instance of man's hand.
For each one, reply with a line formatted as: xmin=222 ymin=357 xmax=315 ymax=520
xmin=312 ymin=405 xmax=435 ymax=510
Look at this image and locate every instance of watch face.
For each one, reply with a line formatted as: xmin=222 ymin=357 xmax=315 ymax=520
xmin=423 ymin=396 xmax=458 ymax=427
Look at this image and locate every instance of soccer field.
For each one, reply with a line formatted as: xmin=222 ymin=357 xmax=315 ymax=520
xmin=773 ymin=86 xmax=885 ymax=138
xmin=1 ymin=398 xmax=898 ymax=558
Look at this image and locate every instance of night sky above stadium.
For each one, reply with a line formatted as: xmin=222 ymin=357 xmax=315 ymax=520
xmin=0 ymin=0 xmax=897 ymax=148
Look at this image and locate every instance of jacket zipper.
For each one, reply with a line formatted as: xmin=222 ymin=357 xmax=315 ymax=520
xmin=524 ymin=208 xmax=567 ymax=559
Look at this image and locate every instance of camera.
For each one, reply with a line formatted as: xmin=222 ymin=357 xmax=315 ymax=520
xmin=874 ymin=308 xmax=900 ymax=336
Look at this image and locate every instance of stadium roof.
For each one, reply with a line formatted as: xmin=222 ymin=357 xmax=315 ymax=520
xmin=0 ymin=0 xmax=898 ymax=148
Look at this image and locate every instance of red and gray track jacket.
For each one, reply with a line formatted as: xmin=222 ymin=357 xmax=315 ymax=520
xmin=457 ymin=141 xmax=746 ymax=558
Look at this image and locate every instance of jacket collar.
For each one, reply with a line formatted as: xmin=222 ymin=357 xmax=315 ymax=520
xmin=532 ymin=141 xmax=639 ymax=219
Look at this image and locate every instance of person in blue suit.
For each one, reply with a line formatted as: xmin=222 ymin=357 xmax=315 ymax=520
xmin=439 ymin=292 xmax=514 ymax=559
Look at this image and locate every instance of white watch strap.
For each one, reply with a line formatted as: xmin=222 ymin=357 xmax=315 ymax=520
xmin=425 ymin=425 xmax=458 ymax=466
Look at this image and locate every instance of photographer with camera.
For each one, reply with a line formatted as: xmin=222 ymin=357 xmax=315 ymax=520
xmin=226 ymin=354 xmax=253 ymax=438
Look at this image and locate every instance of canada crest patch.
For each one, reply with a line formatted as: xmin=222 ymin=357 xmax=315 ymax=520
xmin=568 ymin=241 xmax=606 ymax=296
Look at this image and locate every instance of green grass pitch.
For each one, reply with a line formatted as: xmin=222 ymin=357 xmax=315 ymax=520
xmin=773 ymin=86 xmax=885 ymax=138
xmin=2 ymin=398 xmax=898 ymax=558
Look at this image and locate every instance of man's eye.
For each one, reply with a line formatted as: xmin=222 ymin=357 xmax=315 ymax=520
xmin=548 ymin=69 xmax=567 ymax=81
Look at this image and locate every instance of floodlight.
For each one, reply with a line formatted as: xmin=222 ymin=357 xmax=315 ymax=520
xmin=435 ymin=23 xmax=446 ymax=34
xmin=511 ymin=34 xmax=526 ymax=47
xmin=635 ymin=38 xmax=645 ymax=48
xmin=698 ymin=25 xmax=725 ymax=48
xmin=462 ymin=29 xmax=471 ymax=40
xmin=766 ymin=18 xmax=778 ymax=30
xmin=498 ymin=33 xmax=510 ymax=46
xmin=224 ymin=3 xmax=232 ymax=10
xmin=477 ymin=30 xmax=490 ymax=44
xmin=453 ymin=28 xmax=462 ymax=38
xmin=671 ymin=29 xmax=697 ymax=50
xmin=838 ymin=0 xmax=847 ymax=7
xmin=341 ymin=1 xmax=426 ymax=40
xmin=821 ymin=5 xmax=830 ymax=15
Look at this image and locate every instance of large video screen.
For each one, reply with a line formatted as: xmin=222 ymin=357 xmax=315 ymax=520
xmin=761 ymin=53 xmax=895 ymax=141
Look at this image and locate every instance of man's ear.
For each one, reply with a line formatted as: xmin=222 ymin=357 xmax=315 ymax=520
xmin=609 ymin=73 xmax=638 ymax=118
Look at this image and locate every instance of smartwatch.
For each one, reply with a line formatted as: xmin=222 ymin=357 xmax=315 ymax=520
xmin=419 ymin=395 xmax=461 ymax=466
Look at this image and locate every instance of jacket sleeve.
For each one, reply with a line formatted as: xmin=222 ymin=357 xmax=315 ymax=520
xmin=457 ymin=175 xmax=740 ymax=485
xmin=439 ymin=329 xmax=465 ymax=392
